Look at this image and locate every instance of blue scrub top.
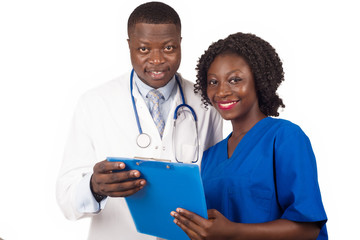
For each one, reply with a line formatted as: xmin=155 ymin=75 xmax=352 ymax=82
xmin=201 ymin=117 xmax=328 ymax=239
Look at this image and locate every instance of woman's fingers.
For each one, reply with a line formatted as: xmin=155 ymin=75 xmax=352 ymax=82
xmin=171 ymin=208 xmax=211 ymax=239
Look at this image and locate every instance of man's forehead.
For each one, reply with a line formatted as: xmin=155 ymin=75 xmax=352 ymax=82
xmin=128 ymin=23 xmax=181 ymax=38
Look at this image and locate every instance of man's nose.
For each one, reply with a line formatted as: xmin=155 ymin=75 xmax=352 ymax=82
xmin=149 ymin=50 xmax=165 ymax=64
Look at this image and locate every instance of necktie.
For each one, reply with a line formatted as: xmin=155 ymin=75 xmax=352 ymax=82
xmin=147 ymin=89 xmax=165 ymax=137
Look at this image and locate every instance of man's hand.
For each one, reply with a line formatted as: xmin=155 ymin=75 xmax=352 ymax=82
xmin=91 ymin=160 xmax=146 ymax=198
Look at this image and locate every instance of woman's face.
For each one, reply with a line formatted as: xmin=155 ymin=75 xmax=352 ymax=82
xmin=206 ymin=53 xmax=261 ymax=122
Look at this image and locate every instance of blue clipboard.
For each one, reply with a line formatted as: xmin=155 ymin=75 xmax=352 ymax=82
xmin=107 ymin=157 xmax=208 ymax=240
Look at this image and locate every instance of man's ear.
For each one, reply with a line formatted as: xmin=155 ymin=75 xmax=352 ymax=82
xmin=127 ymin=39 xmax=130 ymax=48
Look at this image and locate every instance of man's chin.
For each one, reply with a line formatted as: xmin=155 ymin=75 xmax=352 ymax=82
xmin=143 ymin=78 xmax=171 ymax=88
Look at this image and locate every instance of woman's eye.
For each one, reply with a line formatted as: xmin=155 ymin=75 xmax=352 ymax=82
xmin=229 ymin=77 xmax=242 ymax=84
xmin=208 ymin=79 xmax=218 ymax=86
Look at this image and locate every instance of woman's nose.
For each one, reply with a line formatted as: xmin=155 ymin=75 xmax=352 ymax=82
xmin=216 ymin=82 xmax=231 ymax=97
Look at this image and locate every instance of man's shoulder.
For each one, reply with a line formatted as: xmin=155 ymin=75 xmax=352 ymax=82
xmin=82 ymin=72 xmax=129 ymax=97
xmin=94 ymin=72 xmax=129 ymax=92
xmin=178 ymin=74 xmax=195 ymax=89
xmin=177 ymin=73 xmax=201 ymax=100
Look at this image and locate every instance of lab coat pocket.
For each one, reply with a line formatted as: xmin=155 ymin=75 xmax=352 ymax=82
xmin=172 ymin=106 xmax=199 ymax=163
xmin=179 ymin=144 xmax=198 ymax=163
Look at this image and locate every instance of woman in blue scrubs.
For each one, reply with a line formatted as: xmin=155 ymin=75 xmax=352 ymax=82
xmin=171 ymin=32 xmax=328 ymax=239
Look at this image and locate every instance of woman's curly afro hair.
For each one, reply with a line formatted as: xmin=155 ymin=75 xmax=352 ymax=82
xmin=194 ymin=32 xmax=285 ymax=116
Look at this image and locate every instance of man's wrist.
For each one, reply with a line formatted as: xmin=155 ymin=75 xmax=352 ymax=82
xmin=90 ymin=175 xmax=107 ymax=202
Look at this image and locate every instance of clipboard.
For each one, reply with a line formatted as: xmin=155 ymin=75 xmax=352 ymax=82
xmin=107 ymin=157 xmax=208 ymax=240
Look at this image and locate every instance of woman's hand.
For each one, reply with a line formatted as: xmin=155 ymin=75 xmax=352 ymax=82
xmin=171 ymin=208 xmax=322 ymax=240
xmin=170 ymin=208 xmax=235 ymax=240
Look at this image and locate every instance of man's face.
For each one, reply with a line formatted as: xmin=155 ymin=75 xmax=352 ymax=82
xmin=128 ymin=23 xmax=181 ymax=89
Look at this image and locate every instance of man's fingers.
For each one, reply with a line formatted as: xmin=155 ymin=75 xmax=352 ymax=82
xmin=109 ymin=179 xmax=146 ymax=192
xmin=95 ymin=178 xmax=146 ymax=196
xmin=94 ymin=160 xmax=125 ymax=173
xmin=108 ymin=183 xmax=146 ymax=197
xmin=109 ymin=170 xmax=142 ymax=182
xmin=94 ymin=169 xmax=142 ymax=186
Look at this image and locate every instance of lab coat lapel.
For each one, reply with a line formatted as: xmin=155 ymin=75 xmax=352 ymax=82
xmin=162 ymin=81 xmax=182 ymax=141
xmin=101 ymin=73 xmax=158 ymax=142
xmin=105 ymin=74 xmax=138 ymax=135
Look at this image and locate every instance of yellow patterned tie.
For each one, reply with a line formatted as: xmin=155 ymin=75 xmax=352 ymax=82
xmin=147 ymin=89 xmax=165 ymax=137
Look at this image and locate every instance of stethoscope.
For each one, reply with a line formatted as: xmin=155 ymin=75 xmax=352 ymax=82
xmin=130 ymin=69 xmax=199 ymax=163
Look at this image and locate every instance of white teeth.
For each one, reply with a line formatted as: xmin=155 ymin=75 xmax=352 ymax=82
xmin=219 ymin=102 xmax=236 ymax=107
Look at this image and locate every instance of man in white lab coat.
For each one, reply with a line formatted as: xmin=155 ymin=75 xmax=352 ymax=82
xmin=56 ymin=2 xmax=222 ymax=240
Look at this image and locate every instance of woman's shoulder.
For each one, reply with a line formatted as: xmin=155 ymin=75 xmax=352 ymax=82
xmin=265 ymin=117 xmax=303 ymax=133
xmin=264 ymin=117 xmax=309 ymax=144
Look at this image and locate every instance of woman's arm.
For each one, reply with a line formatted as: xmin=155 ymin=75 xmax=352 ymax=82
xmin=171 ymin=208 xmax=320 ymax=240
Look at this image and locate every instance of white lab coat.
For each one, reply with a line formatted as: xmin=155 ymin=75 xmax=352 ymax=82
xmin=56 ymin=71 xmax=223 ymax=240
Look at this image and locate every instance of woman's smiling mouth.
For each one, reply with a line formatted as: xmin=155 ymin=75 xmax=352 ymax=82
xmin=217 ymin=101 xmax=239 ymax=110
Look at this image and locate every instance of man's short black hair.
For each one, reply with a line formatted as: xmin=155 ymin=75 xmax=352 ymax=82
xmin=127 ymin=1 xmax=181 ymax=37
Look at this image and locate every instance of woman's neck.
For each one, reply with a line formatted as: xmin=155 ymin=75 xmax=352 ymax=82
xmin=227 ymin=112 xmax=267 ymax=159
xmin=231 ymin=112 xmax=266 ymax=137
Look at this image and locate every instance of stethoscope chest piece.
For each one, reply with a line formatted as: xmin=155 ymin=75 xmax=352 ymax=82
xmin=137 ymin=133 xmax=151 ymax=148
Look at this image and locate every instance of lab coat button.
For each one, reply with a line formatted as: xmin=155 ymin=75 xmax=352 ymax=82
xmin=162 ymin=146 xmax=166 ymax=151
xmin=155 ymin=146 xmax=158 ymax=149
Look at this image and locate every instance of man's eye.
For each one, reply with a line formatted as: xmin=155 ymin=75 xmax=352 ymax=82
xmin=139 ymin=47 xmax=149 ymax=53
xmin=164 ymin=46 xmax=174 ymax=52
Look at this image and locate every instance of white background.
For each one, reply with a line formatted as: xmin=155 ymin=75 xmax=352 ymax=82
xmin=0 ymin=0 xmax=359 ymax=239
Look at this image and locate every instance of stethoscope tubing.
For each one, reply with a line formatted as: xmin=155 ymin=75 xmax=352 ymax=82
xmin=130 ymin=69 xmax=199 ymax=162
xmin=130 ymin=69 xmax=195 ymax=133
xmin=130 ymin=69 xmax=144 ymax=135
xmin=173 ymin=103 xmax=197 ymax=122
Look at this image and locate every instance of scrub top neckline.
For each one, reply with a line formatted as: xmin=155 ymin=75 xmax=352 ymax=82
xmin=226 ymin=117 xmax=271 ymax=160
